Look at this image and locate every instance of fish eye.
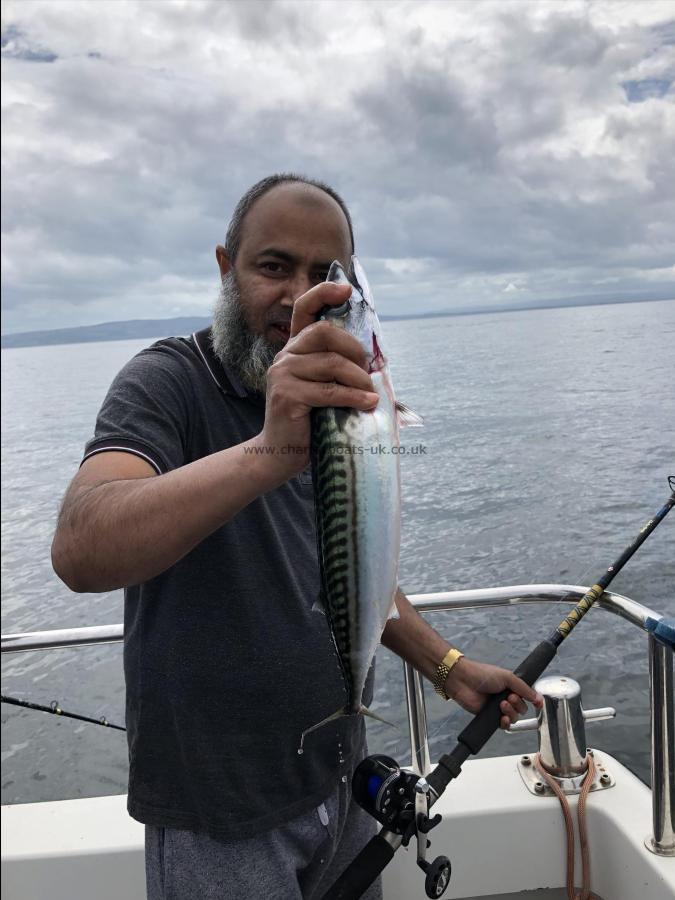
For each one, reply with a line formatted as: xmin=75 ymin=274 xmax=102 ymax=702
xmin=320 ymin=301 xmax=351 ymax=321
xmin=331 ymin=301 xmax=350 ymax=318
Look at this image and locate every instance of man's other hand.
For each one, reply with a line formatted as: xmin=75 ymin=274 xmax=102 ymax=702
xmin=445 ymin=658 xmax=544 ymax=730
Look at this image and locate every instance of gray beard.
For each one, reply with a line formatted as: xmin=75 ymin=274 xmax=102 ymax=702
xmin=211 ymin=272 xmax=279 ymax=395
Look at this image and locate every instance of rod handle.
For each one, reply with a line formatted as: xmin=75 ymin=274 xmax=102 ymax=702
xmin=320 ymin=833 xmax=395 ymax=900
xmin=457 ymin=639 xmax=557 ymax=755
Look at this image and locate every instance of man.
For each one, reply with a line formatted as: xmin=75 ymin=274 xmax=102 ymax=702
xmin=52 ymin=174 xmax=542 ymax=900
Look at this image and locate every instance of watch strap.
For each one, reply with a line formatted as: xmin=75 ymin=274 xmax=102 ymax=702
xmin=433 ymin=648 xmax=465 ymax=700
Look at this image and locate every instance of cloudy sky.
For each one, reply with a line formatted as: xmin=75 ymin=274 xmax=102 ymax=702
xmin=2 ymin=0 xmax=674 ymax=333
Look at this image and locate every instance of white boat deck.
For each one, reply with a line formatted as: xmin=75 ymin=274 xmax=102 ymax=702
xmin=3 ymin=751 xmax=674 ymax=899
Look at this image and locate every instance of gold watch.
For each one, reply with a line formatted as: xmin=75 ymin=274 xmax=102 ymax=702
xmin=433 ymin=648 xmax=465 ymax=700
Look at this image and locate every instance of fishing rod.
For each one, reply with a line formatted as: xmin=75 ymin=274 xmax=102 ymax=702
xmin=1 ymin=694 xmax=126 ymax=731
xmin=322 ymin=477 xmax=675 ymax=900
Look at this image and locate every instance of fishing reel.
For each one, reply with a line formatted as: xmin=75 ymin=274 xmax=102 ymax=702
xmin=352 ymin=755 xmax=452 ymax=898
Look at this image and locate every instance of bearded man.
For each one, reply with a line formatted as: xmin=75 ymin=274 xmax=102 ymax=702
xmin=52 ymin=174 xmax=542 ymax=900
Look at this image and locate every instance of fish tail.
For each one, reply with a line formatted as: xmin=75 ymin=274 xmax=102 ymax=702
xmin=299 ymin=707 xmax=349 ymax=752
xmin=357 ymin=705 xmax=398 ymax=731
xmin=298 ymin=705 xmax=398 ymax=753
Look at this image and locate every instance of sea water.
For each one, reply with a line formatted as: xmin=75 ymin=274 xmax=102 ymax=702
xmin=2 ymin=299 xmax=674 ymax=803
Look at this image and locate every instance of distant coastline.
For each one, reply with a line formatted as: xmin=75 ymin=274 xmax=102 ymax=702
xmin=2 ymin=295 xmax=672 ymax=349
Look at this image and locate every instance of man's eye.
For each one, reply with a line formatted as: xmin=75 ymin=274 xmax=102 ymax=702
xmin=260 ymin=262 xmax=285 ymax=275
xmin=313 ymin=271 xmax=329 ymax=283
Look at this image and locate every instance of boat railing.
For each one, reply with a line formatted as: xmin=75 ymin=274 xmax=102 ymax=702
xmin=2 ymin=583 xmax=673 ymax=856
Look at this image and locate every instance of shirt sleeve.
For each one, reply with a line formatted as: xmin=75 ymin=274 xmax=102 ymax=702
xmin=82 ymin=343 xmax=194 ymax=475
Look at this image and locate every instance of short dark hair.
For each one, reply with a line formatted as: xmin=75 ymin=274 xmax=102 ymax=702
xmin=224 ymin=173 xmax=355 ymax=263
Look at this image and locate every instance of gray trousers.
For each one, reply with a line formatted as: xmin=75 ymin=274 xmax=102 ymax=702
xmin=145 ymin=774 xmax=382 ymax=900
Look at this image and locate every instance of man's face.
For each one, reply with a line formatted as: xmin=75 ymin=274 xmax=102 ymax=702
xmin=212 ymin=183 xmax=353 ymax=392
xmin=232 ymin=183 xmax=352 ymax=346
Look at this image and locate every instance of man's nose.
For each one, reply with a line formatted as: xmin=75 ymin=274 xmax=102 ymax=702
xmin=280 ymin=271 xmax=313 ymax=306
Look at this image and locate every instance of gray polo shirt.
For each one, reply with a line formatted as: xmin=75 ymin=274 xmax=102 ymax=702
xmin=83 ymin=327 xmax=370 ymax=841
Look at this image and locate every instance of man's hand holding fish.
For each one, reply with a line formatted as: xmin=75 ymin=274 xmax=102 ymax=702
xmin=250 ymin=279 xmax=380 ymax=484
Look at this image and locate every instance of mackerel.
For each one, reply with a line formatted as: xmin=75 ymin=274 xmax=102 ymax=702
xmin=300 ymin=256 xmax=420 ymax=750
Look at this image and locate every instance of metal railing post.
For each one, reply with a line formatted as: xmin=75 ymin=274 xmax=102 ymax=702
xmin=403 ymin=662 xmax=431 ymax=776
xmin=647 ymin=633 xmax=675 ymax=856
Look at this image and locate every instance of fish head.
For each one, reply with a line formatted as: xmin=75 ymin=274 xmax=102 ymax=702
xmin=321 ymin=256 xmax=387 ymax=374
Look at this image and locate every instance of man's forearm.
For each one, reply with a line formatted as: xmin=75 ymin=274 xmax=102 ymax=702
xmin=53 ymin=437 xmax=287 ymax=592
xmin=381 ymin=588 xmax=453 ymax=682
xmin=383 ymin=590 xmax=543 ymax=727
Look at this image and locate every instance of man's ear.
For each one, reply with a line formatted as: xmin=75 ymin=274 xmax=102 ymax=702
xmin=215 ymin=245 xmax=231 ymax=279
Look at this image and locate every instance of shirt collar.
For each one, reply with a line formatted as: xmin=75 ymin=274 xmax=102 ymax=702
xmin=192 ymin=327 xmax=250 ymax=399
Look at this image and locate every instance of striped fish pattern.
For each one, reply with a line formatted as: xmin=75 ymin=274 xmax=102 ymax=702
xmin=300 ymin=257 xmax=414 ymax=750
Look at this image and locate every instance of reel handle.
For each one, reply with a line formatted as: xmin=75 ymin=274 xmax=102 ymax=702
xmin=418 ymin=855 xmax=452 ymax=898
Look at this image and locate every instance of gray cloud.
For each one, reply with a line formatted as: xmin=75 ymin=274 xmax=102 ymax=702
xmin=1 ymin=24 xmax=57 ymax=62
xmin=1 ymin=0 xmax=674 ymax=333
xmin=219 ymin=0 xmax=327 ymax=46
